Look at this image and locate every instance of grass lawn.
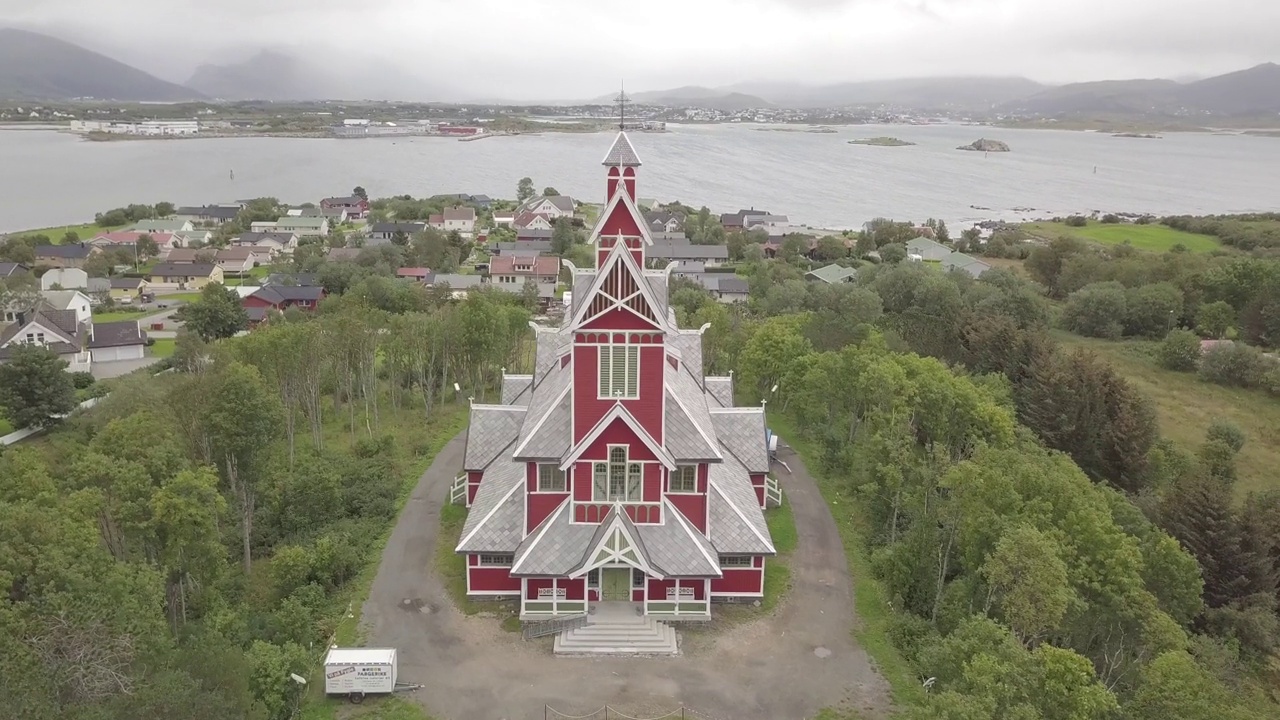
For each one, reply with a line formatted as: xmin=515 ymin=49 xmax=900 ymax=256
xmin=149 ymin=339 xmax=176 ymax=358
xmin=767 ymin=412 xmax=926 ymax=712
xmin=299 ymin=696 xmax=436 ymax=720
xmin=157 ymin=292 xmax=203 ymax=304
xmin=1023 ymin=220 xmax=1221 ymax=253
xmin=13 ymin=222 xmax=121 ymax=242
xmin=93 ymin=309 xmax=151 ymax=323
xmin=0 ymin=418 xmax=11 ymax=436
xmin=1053 ymin=330 xmax=1280 ymax=499
xmin=435 ymin=502 xmax=519 ymax=621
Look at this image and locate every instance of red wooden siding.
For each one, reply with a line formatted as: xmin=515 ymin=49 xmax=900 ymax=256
xmin=570 ymin=346 xmax=664 ymax=441
xmin=581 ymin=307 xmax=660 ymax=331
xmin=750 ymin=473 xmax=766 ymax=507
xmin=711 ymin=566 xmax=763 ymax=596
xmin=667 ymin=495 xmax=706 ymax=533
xmin=469 ymin=568 xmax=521 ymax=593
xmin=599 ymin=200 xmax=643 ymax=238
xmin=467 ymin=470 xmax=483 ymax=504
xmin=564 ymin=578 xmax=585 ymax=601
xmin=648 ymin=578 xmax=707 ymax=600
xmin=607 ymin=167 xmax=620 ymax=198
xmin=527 ymin=494 xmax=564 ymax=533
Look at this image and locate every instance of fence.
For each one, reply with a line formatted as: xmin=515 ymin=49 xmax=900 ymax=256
xmin=544 ymin=705 xmax=724 ymax=720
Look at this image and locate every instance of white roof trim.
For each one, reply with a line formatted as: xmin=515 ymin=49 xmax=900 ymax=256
xmin=663 ymin=497 xmax=722 ymax=576
xmin=567 ymin=505 xmax=663 ymax=580
xmin=567 ymin=239 xmax=670 ymax=333
xmin=707 ymin=407 xmax=764 ymax=415
xmin=665 ymin=383 xmax=723 ymax=460
xmin=559 ymin=402 xmax=677 ymax=471
xmin=586 ymin=183 xmax=654 ymax=247
xmin=510 ymin=378 xmax=573 ymax=458
xmin=469 ymin=403 xmax=527 ymax=412
xmin=710 ymin=478 xmax=775 ymax=554
xmin=510 ymin=498 xmax=571 ymax=573
xmin=455 ymin=476 xmax=525 ymax=552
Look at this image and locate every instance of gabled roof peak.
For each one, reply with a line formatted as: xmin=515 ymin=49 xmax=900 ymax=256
xmin=602 ymin=131 xmax=642 ymax=167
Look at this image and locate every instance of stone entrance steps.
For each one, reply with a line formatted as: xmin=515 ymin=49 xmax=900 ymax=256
xmin=553 ymin=613 xmax=679 ymax=656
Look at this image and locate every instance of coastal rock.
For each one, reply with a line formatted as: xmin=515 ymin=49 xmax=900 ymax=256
xmin=957 ymin=138 xmax=1010 ymax=152
xmin=849 ymin=136 xmax=915 ymax=146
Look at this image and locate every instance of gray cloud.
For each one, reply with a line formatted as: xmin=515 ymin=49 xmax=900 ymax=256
xmin=2 ymin=0 xmax=1277 ymax=100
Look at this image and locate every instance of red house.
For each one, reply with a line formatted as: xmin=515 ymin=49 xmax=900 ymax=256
xmin=455 ymin=132 xmax=778 ymax=623
xmin=242 ymin=285 xmax=326 ymax=324
xmin=320 ymin=195 xmax=369 ymax=219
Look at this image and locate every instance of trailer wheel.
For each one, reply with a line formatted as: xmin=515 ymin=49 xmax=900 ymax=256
xmin=348 ymin=692 xmax=365 ymax=705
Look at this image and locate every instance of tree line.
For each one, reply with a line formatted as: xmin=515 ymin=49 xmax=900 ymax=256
xmin=670 ymin=254 xmax=1279 ymax=718
xmin=0 ymin=284 xmax=532 ymax=720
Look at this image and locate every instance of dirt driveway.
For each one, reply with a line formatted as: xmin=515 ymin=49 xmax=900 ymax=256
xmin=360 ymin=434 xmax=891 ymax=720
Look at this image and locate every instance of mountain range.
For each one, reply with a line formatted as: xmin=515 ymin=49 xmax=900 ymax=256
xmin=1 ymin=28 xmax=1278 ymax=119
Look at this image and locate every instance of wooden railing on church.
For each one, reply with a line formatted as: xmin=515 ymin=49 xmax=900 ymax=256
xmin=574 ymin=503 xmax=662 ymax=524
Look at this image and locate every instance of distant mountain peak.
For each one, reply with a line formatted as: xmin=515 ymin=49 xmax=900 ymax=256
xmin=0 ymin=28 xmax=201 ymax=101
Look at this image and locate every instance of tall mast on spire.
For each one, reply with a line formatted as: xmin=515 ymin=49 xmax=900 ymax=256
xmin=614 ymin=82 xmax=629 ymax=131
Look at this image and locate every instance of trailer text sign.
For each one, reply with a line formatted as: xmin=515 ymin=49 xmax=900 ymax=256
xmin=323 ymin=663 xmax=396 ymax=695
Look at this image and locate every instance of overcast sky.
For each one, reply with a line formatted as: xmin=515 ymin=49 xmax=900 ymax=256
xmin=5 ymin=0 xmax=1279 ymax=100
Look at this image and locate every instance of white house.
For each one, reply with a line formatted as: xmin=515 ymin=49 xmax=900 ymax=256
xmin=232 ymin=232 xmax=299 ymax=256
xmin=40 ymin=268 xmax=90 ymax=291
xmin=88 ymin=321 xmax=148 ymax=362
xmin=743 ymin=214 xmax=790 ymax=235
xmin=41 ymin=290 xmax=94 ymax=327
xmin=442 ymin=207 xmax=477 ymax=238
xmin=252 ymin=216 xmax=329 ymax=237
xmin=0 ymin=305 xmax=91 ymax=372
xmin=518 ymin=195 xmax=575 ymax=218
xmin=906 ymin=236 xmax=954 ymax=263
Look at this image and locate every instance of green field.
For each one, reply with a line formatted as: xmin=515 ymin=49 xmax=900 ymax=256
xmin=149 ymin=339 xmax=176 ymax=358
xmin=92 ymin=309 xmax=152 ymax=323
xmin=1023 ymin=220 xmax=1221 ymax=253
xmin=1053 ymin=331 xmax=1280 ymax=499
xmin=12 ymin=222 xmax=120 ymax=242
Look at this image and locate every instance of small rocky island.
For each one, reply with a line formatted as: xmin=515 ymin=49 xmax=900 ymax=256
xmin=1112 ymin=132 xmax=1161 ymax=139
xmin=849 ymin=136 xmax=916 ymax=147
xmin=957 ymin=138 xmax=1010 ymax=152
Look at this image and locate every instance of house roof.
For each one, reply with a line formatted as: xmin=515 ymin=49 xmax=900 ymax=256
xmin=907 ymin=236 xmax=950 ymax=254
xmin=216 ymin=247 xmax=262 ymax=261
xmin=648 ymin=243 xmax=729 ymax=260
xmin=322 ymin=196 xmax=363 ymax=205
xmin=428 ymin=214 xmax=443 ymax=225
xmin=707 ymin=452 xmax=775 ymax=555
xmin=602 ymin=131 xmax=642 ymax=167
xmin=369 ymin=222 xmax=425 ymax=234
xmin=515 ymin=228 xmax=553 ymax=240
xmin=89 ymin=320 xmax=146 ymax=348
xmin=463 ymin=404 xmax=528 ymax=471
xmin=443 ymin=206 xmax=476 ymax=222
xmin=455 ymin=459 xmax=528 ymax=553
xmin=41 ymin=289 xmax=89 ymax=312
xmin=177 ymin=205 xmax=240 ymax=220
xmin=264 ymin=273 xmax=317 ymax=287
xmin=704 ymin=376 xmax=734 ymax=408
xmin=130 ymin=218 xmax=189 ymax=232
xmin=396 ymin=267 xmax=431 ymax=279
xmin=35 ymin=244 xmax=94 ymax=259
xmin=151 ymin=262 xmax=216 ymax=277
xmin=235 ymin=232 xmax=297 ymax=245
xmin=165 ymin=248 xmax=216 ymax=264
xmin=806 ymin=264 xmax=859 ymax=284
xmin=0 ymin=262 xmax=29 ymax=277
xmin=249 ymin=285 xmax=325 ymax=304
xmin=326 ymin=247 xmax=362 ymax=261
xmin=489 ymin=254 xmax=559 ymax=276
xmin=520 ymin=195 xmax=576 ymax=214
xmin=110 ymin=277 xmax=144 ymax=289
xmin=0 ymin=309 xmax=80 ymax=358
xmin=275 ymin=216 xmax=327 ymax=228
xmin=493 ymin=241 xmax=552 ymax=255
xmin=710 ymin=408 xmax=770 ymax=473
xmin=93 ymin=231 xmax=175 ymax=246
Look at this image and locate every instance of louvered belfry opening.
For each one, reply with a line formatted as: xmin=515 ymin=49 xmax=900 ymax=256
xmin=585 ymin=249 xmax=657 ymax=325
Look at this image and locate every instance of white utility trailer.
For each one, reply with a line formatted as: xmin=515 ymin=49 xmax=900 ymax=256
xmin=324 ymin=647 xmax=416 ymax=703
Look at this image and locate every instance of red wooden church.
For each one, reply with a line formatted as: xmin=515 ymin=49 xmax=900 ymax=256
xmin=455 ymin=132 xmax=778 ymax=619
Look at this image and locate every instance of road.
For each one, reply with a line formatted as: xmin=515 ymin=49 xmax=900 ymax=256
xmin=360 ymin=434 xmax=891 ymax=720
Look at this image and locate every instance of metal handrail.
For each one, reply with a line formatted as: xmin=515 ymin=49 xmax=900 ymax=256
xmin=522 ymin=613 xmax=588 ymax=640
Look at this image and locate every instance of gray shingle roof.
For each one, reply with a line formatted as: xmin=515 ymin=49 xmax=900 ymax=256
xmin=602 ymin=132 xmax=642 ymax=167
xmin=512 ymin=360 xmax=572 ymax=460
xmin=705 ymin=376 xmax=734 ymax=408
xmin=667 ymin=330 xmax=703 ymax=381
xmin=456 ymin=460 xmax=526 ymax=553
xmin=88 ymin=320 xmax=146 ymax=349
xmin=494 ymin=241 xmax=553 ymax=255
xmin=707 ymin=453 xmax=774 ymax=555
xmin=463 ymin=405 xmax=526 ymax=471
xmin=36 ymin=244 xmax=94 ymax=259
xmin=502 ymin=374 xmax=532 ymax=406
xmin=663 ymin=361 xmax=721 ymax=460
xmin=511 ymin=500 xmax=596 ymax=575
xmin=806 ymin=264 xmax=859 ymax=284
xmin=710 ymin=408 xmax=769 ymax=473
xmin=649 ymin=243 xmax=729 ymax=261
xmin=636 ymin=502 xmax=721 ymax=576
xmin=644 ymin=271 xmax=669 ymax=320
xmin=533 ymin=327 xmax=572 ymax=380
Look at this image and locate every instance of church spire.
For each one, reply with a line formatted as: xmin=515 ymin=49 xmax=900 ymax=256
xmin=603 ymin=84 xmax=642 ymax=200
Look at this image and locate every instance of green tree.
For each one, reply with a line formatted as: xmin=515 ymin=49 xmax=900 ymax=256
xmin=550 ymin=216 xmax=577 ymax=256
xmin=812 ymin=235 xmax=847 ymax=261
xmin=516 ymin=177 xmax=535 ymax=203
xmin=0 ymin=345 xmax=76 ymax=429
xmin=154 ymin=201 xmax=175 ymax=216
xmin=520 ymin=278 xmax=540 ymax=311
xmin=176 ymin=283 xmax=248 ymax=341
xmin=1124 ymin=282 xmax=1183 ymax=337
xmin=542 ymin=186 xmax=559 ymax=196
xmin=879 ymin=241 xmax=907 ymax=263
xmin=981 ymin=524 xmax=1073 ymax=645
xmin=1196 ymin=300 xmax=1235 ymax=338
xmin=1157 ymin=329 xmax=1202 ymax=371
xmin=1124 ymin=651 xmax=1231 ymax=720
xmin=351 ymin=186 xmax=367 ymax=200
xmin=1061 ymin=281 xmax=1127 ymax=338
xmin=136 ymin=233 xmax=159 ymax=260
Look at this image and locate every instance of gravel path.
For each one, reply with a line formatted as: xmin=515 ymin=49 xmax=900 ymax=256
xmin=360 ymin=433 xmax=892 ymax=720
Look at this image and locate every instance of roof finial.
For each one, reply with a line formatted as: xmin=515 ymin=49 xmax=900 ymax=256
xmin=615 ymin=81 xmax=628 ymax=131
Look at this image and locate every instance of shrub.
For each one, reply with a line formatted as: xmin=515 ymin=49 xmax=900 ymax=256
xmin=69 ymin=371 xmax=96 ymax=389
xmin=1061 ymin=281 xmax=1127 ymax=339
xmin=1157 ymin=330 xmax=1202 ymax=371
xmin=1205 ymin=420 xmax=1246 ymax=453
xmin=1101 ymin=214 xmax=1121 ymax=224
xmin=1065 ymin=215 xmax=1088 ymax=227
xmin=1199 ymin=342 xmax=1267 ymax=388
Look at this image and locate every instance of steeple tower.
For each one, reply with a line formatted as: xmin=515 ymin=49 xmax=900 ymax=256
xmin=603 ymin=87 xmax=641 ymax=200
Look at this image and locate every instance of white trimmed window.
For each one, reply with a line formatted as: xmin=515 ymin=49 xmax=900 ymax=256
xmin=632 ymin=568 xmax=646 ymax=588
xmin=537 ymin=464 xmax=566 ymax=492
xmin=671 ymin=465 xmax=697 ymax=493
xmin=478 ymin=554 xmax=513 ymax=567
xmin=718 ymin=555 xmax=753 ymax=568
xmin=594 ymin=446 xmax=642 ymax=501
xmin=598 ymin=344 xmax=639 ymax=399
xmin=587 ymin=569 xmax=600 ymax=587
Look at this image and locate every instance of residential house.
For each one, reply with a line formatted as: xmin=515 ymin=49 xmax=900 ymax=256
xmin=129 ymin=218 xmax=194 ymax=234
xmin=805 ymin=264 xmax=859 ymax=284
xmin=40 ymin=268 xmax=89 ymax=291
xmin=643 ymin=210 xmax=686 ymax=235
xmin=86 ymin=277 xmax=111 ymax=298
xmin=688 ymin=274 xmax=749 ymax=303
xmin=647 ymin=242 xmax=729 ymax=267
xmin=88 ymin=320 xmax=148 ymax=362
xmin=34 ymin=244 xmax=98 ymax=269
xmin=173 ymin=229 xmax=213 ymax=246
xmin=212 ymin=247 xmax=268 ymax=276
xmin=164 ymin=248 xmax=218 ymax=265
xmin=424 ymin=272 xmax=484 ymax=299
xmin=492 ymin=211 xmax=516 ymax=227
xmin=742 ymin=214 xmax=789 ymax=235
xmin=264 ymin=273 xmax=318 ymax=287
xmin=488 ymin=253 xmax=559 ymax=287
xmin=516 ymin=227 xmax=554 ymax=243
xmin=939 ymin=252 xmax=991 ymax=278
xmin=0 ymin=304 xmax=91 ymax=372
xmin=90 ymin=231 xmax=179 ymax=258
xmin=41 ymin=290 xmax=94 ymax=326
xmin=176 ymin=205 xmax=242 ymax=225
xmin=0 ymin=262 xmax=28 ymax=279
xmin=456 ymin=131 xmax=775 ymax=620
xmin=232 ymin=232 xmax=299 ymax=256
xmin=251 ymin=216 xmax=329 ymax=238
xmin=148 ymin=263 xmax=224 ymax=290
xmin=290 ymin=206 xmax=348 ymax=223
xmin=443 ymin=207 xmax=477 ymax=238
xmin=396 ymin=267 xmax=432 ymax=282
xmin=720 ymin=208 xmax=769 ymax=230
xmin=905 ymin=236 xmax=953 ymax=262
xmin=427 ymin=213 xmax=444 ymax=230
xmin=516 ymin=194 xmax=575 ymax=219
xmin=368 ymin=222 xmax=426 ymax=242
xmin=325 ymin=247 xmax=363 ymax=262
xmin=109 ymin=277 xmax=149 ymax=302
xmin=242 ymin=285 xmax=326 ymax=324
xmin=513 ymin=211 xmax=554 ymax=231
xmin=493 ymin=241 xmax=552 ymax=256
xmin=470 ymin=195 xmax=494 ymax=208
xmin=320 ymin=195 xmax=369 ymax=219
